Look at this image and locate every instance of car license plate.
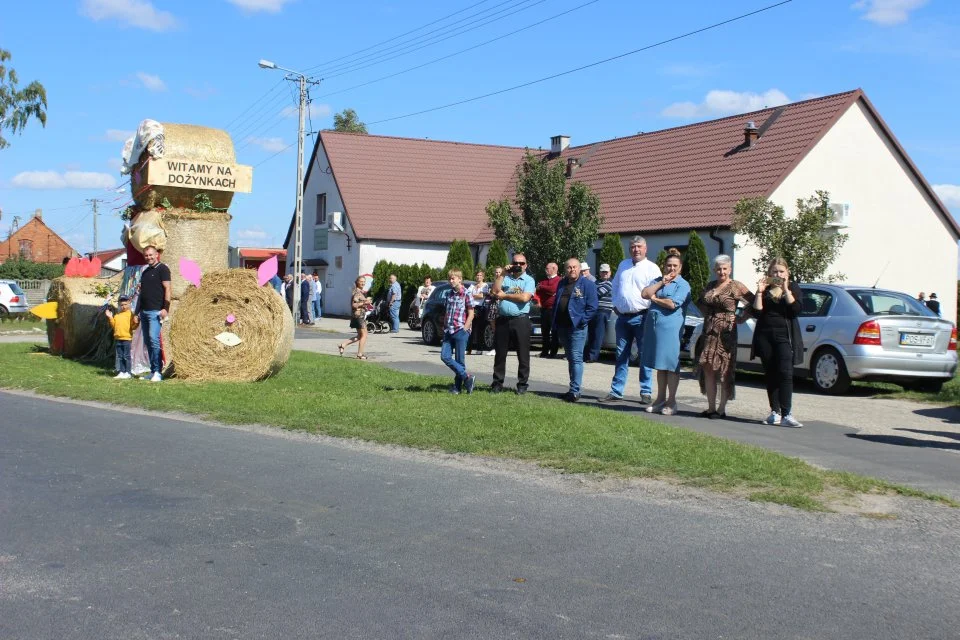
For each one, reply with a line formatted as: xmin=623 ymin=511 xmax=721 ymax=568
xmin=900 ymin=332 xmax=935 ymax=347
xmin=533 ymin=327 xmax=542 ymax=336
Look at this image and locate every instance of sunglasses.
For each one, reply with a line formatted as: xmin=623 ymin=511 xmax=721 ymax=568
xmin=512 ymin=261 xmax=526 ymax=266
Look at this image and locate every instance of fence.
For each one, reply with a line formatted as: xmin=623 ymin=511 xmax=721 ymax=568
xmin=15 ymin=279 xmax=51 ymax=306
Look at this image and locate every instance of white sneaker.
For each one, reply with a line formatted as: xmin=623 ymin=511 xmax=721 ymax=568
xmin=763 ymin=411 xmax=781 ymax=425
xmin=113 ymin=372 xmax=125 ymax=379
xmin=781 ymin=414 xmax=803 ymax=428
xmin=121 ymin=372 xmax=132 ymax=379
xmin=149 ymin=373 xmax=163 ymax=383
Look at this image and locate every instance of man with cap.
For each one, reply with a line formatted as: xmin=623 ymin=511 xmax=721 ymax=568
xmin=581 ymin=262 xmax=596 ymax=282
xmin=926 ymin=293 xmax=942 ymax=317
xmin=585 ymin=263 xmax=614 ymax=362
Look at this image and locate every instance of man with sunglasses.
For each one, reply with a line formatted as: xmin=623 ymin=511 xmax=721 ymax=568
xmin=490 ymin=253 xmax=536 ymax=394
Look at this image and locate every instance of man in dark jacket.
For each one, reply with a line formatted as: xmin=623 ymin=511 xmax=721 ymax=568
xmin=552 ymin=257 xmax=598 ymax=402
xmin=299 ymin=273 xmax=311 ymax=326
xmin=283 ymin=274 xmax=294 ymax=312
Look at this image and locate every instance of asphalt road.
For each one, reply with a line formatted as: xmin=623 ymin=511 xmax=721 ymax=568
xmin=2 ymin=392 xmax=959 ymax=639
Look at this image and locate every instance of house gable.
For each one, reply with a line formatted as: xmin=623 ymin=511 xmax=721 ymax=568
xmin=0 ymin=217 xmax=76 ymax=264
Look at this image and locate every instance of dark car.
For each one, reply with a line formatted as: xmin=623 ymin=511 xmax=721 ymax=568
xmin=420 ymin=281 xmax=541 ymax=350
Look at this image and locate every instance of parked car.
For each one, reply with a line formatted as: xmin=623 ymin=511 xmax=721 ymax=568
xmin=721 ymin=284 xmax=956 ymax=394
xmin=600 ymin=305 xmax=703 ymax=363
xmin=0 ymin=280 xmax=30 ymax=318
xmin=420 ymin=281 xmax=541 ymax=349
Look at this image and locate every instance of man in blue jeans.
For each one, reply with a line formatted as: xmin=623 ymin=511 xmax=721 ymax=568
xmin=598 ymin=236 xmax=661 ymax=405
xmin=387 ymin=274 xmax=402 ymax=333
xmin=553 ymin=258 xmax=597 ymax=402
xmin=585 ymin=263 xmax=613 ymax=362
xmin=439 ymin=269 xmax=477 ymax=394
xmin=136 ymin=245 xmax=172 ymax=382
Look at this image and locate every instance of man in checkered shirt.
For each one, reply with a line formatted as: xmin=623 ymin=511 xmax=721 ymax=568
xmin=440 ymin=269 xmax=477 ymax=394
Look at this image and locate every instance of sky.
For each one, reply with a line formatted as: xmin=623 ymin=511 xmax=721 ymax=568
xmin=1 ymin=0 xmax=959 ymax=254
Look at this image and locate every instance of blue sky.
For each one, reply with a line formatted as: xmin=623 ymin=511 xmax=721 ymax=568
xmin=1 ymin=0 xmax=958 ymax=253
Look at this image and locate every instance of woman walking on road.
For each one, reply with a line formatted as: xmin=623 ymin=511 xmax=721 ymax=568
xmin=640 ymin=249 xmax=691 ymax=415
xmin=695 ymin=254 xmax=753 ymax=419
xmin=751 ymin=257 xmax=804 ymax=427
xmin=339 ymin=276 xmax=371 ymax=360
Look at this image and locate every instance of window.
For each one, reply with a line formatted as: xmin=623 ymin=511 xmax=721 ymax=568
xmin=316 ymin=193 xmax=327 ymax=225
xmin=313 ymin=228 xmax=328 ymax=250
xmin=847 ymin=289 xmax=934 ymax=317
xmin=799 ymin=289 xmax=833 ymax=317
xmin=18 ymin=239 xmax=33 ymax=260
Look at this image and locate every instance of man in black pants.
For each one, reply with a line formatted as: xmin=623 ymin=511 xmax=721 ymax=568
xmin=490 ymin=253 xmax=536 ymax=394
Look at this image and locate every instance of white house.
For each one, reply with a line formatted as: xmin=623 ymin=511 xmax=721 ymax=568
xmin=285 ymin=89 xmax=960 ymax=318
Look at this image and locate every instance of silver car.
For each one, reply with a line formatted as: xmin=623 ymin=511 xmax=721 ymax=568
xmin=730 ymin=284 xmax=956 ymax=394
xmin=602 ymin=305 xmax=704 ymax=363
xmin=0 ymin=280 xmax=30 ymax=318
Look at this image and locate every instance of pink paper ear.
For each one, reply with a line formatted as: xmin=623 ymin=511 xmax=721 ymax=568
xmin=179 ymin=257 xmax=202 ymax=288
xmin=257 ymin=255 xmax=278 ymax=287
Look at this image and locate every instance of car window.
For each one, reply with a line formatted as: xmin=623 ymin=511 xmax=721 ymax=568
xmin=799 ymin=289 xmax=832 ymax=317
xmin=9 ymin=282 xmax=25 ymax=295
xmin=427 ymin=285 xmax=450 ymax=304
xmin=847 ymin=289 xmax=935 ymax=317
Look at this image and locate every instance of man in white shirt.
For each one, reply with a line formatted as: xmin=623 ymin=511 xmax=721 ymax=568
xmin=311 ymin=272 xmax=323 ymax=321
xmin=598 ymin=236 xmax=662 ymax=404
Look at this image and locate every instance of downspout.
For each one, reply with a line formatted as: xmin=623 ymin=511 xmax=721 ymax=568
xmin=709 ymin=228 xmax=725 ymax=256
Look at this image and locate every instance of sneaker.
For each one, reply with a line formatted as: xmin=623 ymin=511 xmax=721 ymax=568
xmin=464 ymin=374 xmax=476 ymax=395
xmin=113 ymin=372 xmax=126 ymax=379
xmin=149 ymin=373 xmax=163 ymax=383
xmin=763 ymin=411 xmax=781 ymax=426
xmin=121 ymin=372 xmax=132 ymax=379
xmin=781 ymin=414 xmax=803 ymax=428
xmin=516 ymin=386 xmax=528 ymax=396
xmin=597 ymin=393 xmax=623 ymax=404
xmin=449 ymin=386 xmax=461 ymax=395
xmin=489 ymin=385 xmax=503 ymax=394
xmin=640 ymin=394 xmax=653 ymax=405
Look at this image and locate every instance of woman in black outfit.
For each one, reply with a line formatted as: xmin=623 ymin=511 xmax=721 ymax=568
xmin=751 ymin=257 xmax=804 ymax=428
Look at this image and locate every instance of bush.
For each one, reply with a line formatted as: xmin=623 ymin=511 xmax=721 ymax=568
xmin=485 ymin=239 xmax=509 ymax=272
xmin=683 ymin=231 xmax=710 ymax=304
xmin=444 ymin=239 xmax=474 ymax=278
xmin=597 ymin=234 xmax=625 ymax=277
xmin=0 ymin=257 xmax=65 ymax=280
xmin=369 ymin=260 xmax=446 ymax=320
xmin=654 ymin=249 xmax=668 ymax=270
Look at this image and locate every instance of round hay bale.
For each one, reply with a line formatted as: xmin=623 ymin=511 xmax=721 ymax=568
xmin=157 ymin=207 xmax=231 ymax=299
xmin=134 ymin=123 xmax=237 ymax=211
xmin=169 ymin=269 xmax=294 ymax=382
xmin=46 ymin=277 xmax=114 ymax=357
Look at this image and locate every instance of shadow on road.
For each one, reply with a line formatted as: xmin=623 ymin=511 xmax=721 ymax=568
xmin=846 ymin=432 xmax=960 ymax=451
xmin=913 ymin=406 xmax=960 ymax=424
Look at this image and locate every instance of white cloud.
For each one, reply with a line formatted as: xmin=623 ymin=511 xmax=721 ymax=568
xmin=246 ymin=136 xmax=289 ymax=153
xmin=226 ymin=0 xmax=294 ymax=13
xmin=852 ymin=0 xmax=928 ymax=26
xmin=135 ymin=71 xmax=167 ymax=92
xmin=280 ymin=103 xmax=332 ymax=119
xmin=105 ymin=129 xmax=134 ymax=142
xmin=661 ymin=89 xmax=791 ymax=118
xmin=933 ymin=184 xmax=960 ymax=208
xmin=11 ymin=171 xmax=117 ymax=190
xmin=236 ymin=228 xmax=269 ymax=240
xmin=80 ymin=0 xmax=177 ymax=31
xmin=233 ymin=227 xmax=275 ymax=247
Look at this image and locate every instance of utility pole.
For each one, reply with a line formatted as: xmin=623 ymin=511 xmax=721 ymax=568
xmin=86 ymin=198 xmax=101 ymax=256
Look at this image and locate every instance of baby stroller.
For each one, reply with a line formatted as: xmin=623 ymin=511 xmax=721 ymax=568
xmin=364 ymin=295 xmax=391 ymax=333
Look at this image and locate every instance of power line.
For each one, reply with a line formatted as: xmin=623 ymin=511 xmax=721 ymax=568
xmin=223 ymin=78 xmax=286 ymax=130
xmin=369 ymin=0 xmax=794 ymax=125
xmin=315 ymin=0 xmax=601 ymax=101
xmin=253 ymin=142 xmax=296 ymax=167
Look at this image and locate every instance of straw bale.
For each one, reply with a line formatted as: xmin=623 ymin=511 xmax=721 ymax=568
xmin=169 ymin=269 xmax=294 ymax=382
xmin=158 ymin=207 xmax=231 ymax=299
xmin=46 ymin=277 xmax=115 ymax=358
xmin=135 ymin=123 xmax=237 ymax=211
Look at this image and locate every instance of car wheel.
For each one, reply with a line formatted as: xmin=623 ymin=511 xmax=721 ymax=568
xmin=421 ymin=319 xmax=440 ymax=346
xmin=483 ymin=324 xmax=495 ymax=351
xmin=811 ymin=347 xmax=851 ymax=395
xmin=0 ymin=305 xmax=8 ymax=319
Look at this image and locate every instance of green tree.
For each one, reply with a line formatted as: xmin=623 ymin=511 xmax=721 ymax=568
xmin=444 ymin=239 xmax=474 ymax=277
xmin=683 ymin=231 xmax=710 ymax=304
xmin=654 ymin=249 xmax=668 ymax=270
xmin=0 ymin=49 xmax=47 ymax=150
xmin=597 ymin=233 xmax=625 ymax=277
xmin=732 ymin=190 xmax=849 ymax=283
xmin=486 ymin=151 xmax=602 ymax=278
xmin=332 ymin=108 xmax=368 ymax=134
xmin=484 ymin=238 xmax=509 ymax=272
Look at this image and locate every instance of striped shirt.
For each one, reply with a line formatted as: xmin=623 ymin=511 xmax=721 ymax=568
xmin=596 ymin=279 xmax=614 ymax=311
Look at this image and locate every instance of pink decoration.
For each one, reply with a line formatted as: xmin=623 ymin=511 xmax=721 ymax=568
xmin=179 ymin=257 xmax=202 ymax=288
xmin=257 ymin=255 xmax=278 ymax=287
xmin=226 ymin=314 xmax=236 ymax=324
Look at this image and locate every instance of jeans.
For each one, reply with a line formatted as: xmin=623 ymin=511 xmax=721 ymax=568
xmin=585 ymin=309 xmax=612 ymax=361
xmin=610 ymin=312 xmax=653 ymax=397
xmin=139 ymin=310 xmax=163 ymax=375
xmin=492 ymin=315 xmax=531 ymax=391
xmin=389 ymin=302 xmax=401 ymax=332
xmin=115 ymin=339 xmax=132 ymax=374
xmin=440 ymin=329 xmax=471 ymax=389
xmin=557 ymin=324 xmax=587 ymax=395
xmin=312 ymin=298 xmax=322 ymax=321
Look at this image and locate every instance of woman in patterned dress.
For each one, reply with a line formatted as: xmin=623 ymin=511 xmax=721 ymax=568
xmin=695 ymin=255 xmax=753 ymax=418
xmin=338 ymin=276 xmax=371 ymax=360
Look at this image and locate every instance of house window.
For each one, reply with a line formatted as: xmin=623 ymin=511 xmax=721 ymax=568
xmin=18 ymin=239 xmax=33 ymax=260
xmin=316 ymin=193 xmax=327 ymax=225
xmin=314 ymin=228 xmax=329 ymax=250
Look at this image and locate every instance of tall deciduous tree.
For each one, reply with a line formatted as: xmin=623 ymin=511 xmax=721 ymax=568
xmin=486 ymin=151 xmax=602 ymax=278
xmin=484 ymin=238 xmax=509 ymax=272
xmin=683 ymin=231 xmax=710 ymax=305
xmin=597 ymin=233 xmax=625 ymax=277
xmin=444 ymin=239 xmax=475 ymax=277
xmin=332 ymin=108 xmax=367 ymax=134
xmin=732 ymin=190 xmax=849 ymax=283
xmin=0 ymin=49 xmax=47 ymax=150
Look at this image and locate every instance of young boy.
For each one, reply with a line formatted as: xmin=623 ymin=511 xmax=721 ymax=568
xmin=439 ymin=269 xmax=476 ymax=394
xmin=104 ymin=295 xmax=139 ymax=379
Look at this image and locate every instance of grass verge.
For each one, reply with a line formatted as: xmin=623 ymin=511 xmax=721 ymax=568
xmin=0 ymin=343 xmax=953 ymax=511
xmin=0 ymin=317 xmax=45 ymax=334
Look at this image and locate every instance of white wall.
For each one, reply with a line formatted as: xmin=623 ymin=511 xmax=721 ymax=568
xmin=584 ymin=230 xmax=734 ymax=273
xmin=744 ymin=100 xmax=959 ymax=319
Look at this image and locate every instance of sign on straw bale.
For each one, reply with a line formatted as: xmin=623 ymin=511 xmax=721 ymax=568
xmin=169 ymin=269 xmax=294 ymax=382
xmin=45 ymin=277 xmax=113 ymax=358
xmin=158 ymin=208 xmax=231 ymax=299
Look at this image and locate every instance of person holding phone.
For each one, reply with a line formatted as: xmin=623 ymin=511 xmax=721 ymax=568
xmin=751 ymin=257 xmax=804 ymax=427
xmin=490 ymin=254 xmax=536 ymax=394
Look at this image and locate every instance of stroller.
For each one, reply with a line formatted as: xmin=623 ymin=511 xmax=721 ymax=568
xmin=363 ymin=295 xmax=391 ymax=333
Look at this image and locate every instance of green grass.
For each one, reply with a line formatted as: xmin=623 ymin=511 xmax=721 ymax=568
xmin=0 ymin=342 xmax=953 ymax=512
xmin=0 ymin=317 xmax=45 ymax=334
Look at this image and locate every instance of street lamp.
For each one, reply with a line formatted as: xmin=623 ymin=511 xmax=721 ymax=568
xmin=258 ymin=59 xmax=319 ymax=325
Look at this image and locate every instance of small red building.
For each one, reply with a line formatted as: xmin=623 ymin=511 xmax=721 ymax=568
xmin=0 ymin=212 xmax=76 ymax=264
xmin=229 ymin=246 xmax=287 ymax=275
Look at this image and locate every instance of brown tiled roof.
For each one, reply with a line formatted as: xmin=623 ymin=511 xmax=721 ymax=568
xmin=320 ymin=132 xmax=526 ymax=243
xmin=93 ymin=248 xmax=126 ymax=263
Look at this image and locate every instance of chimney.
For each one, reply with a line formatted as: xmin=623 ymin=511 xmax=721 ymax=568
xmin=33 ymin=208 xmax=42 ymax=219
xmin=566 ymin=157 xmax=580 ymax=178
xmin=550 ymin=134 xmax=570 ymax=155
xmin=744 ymin=121 xmax=759 ymax=147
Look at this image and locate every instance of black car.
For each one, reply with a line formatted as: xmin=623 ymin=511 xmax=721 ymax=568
xmin=420 ymin=281 xmax=541 ymax=350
